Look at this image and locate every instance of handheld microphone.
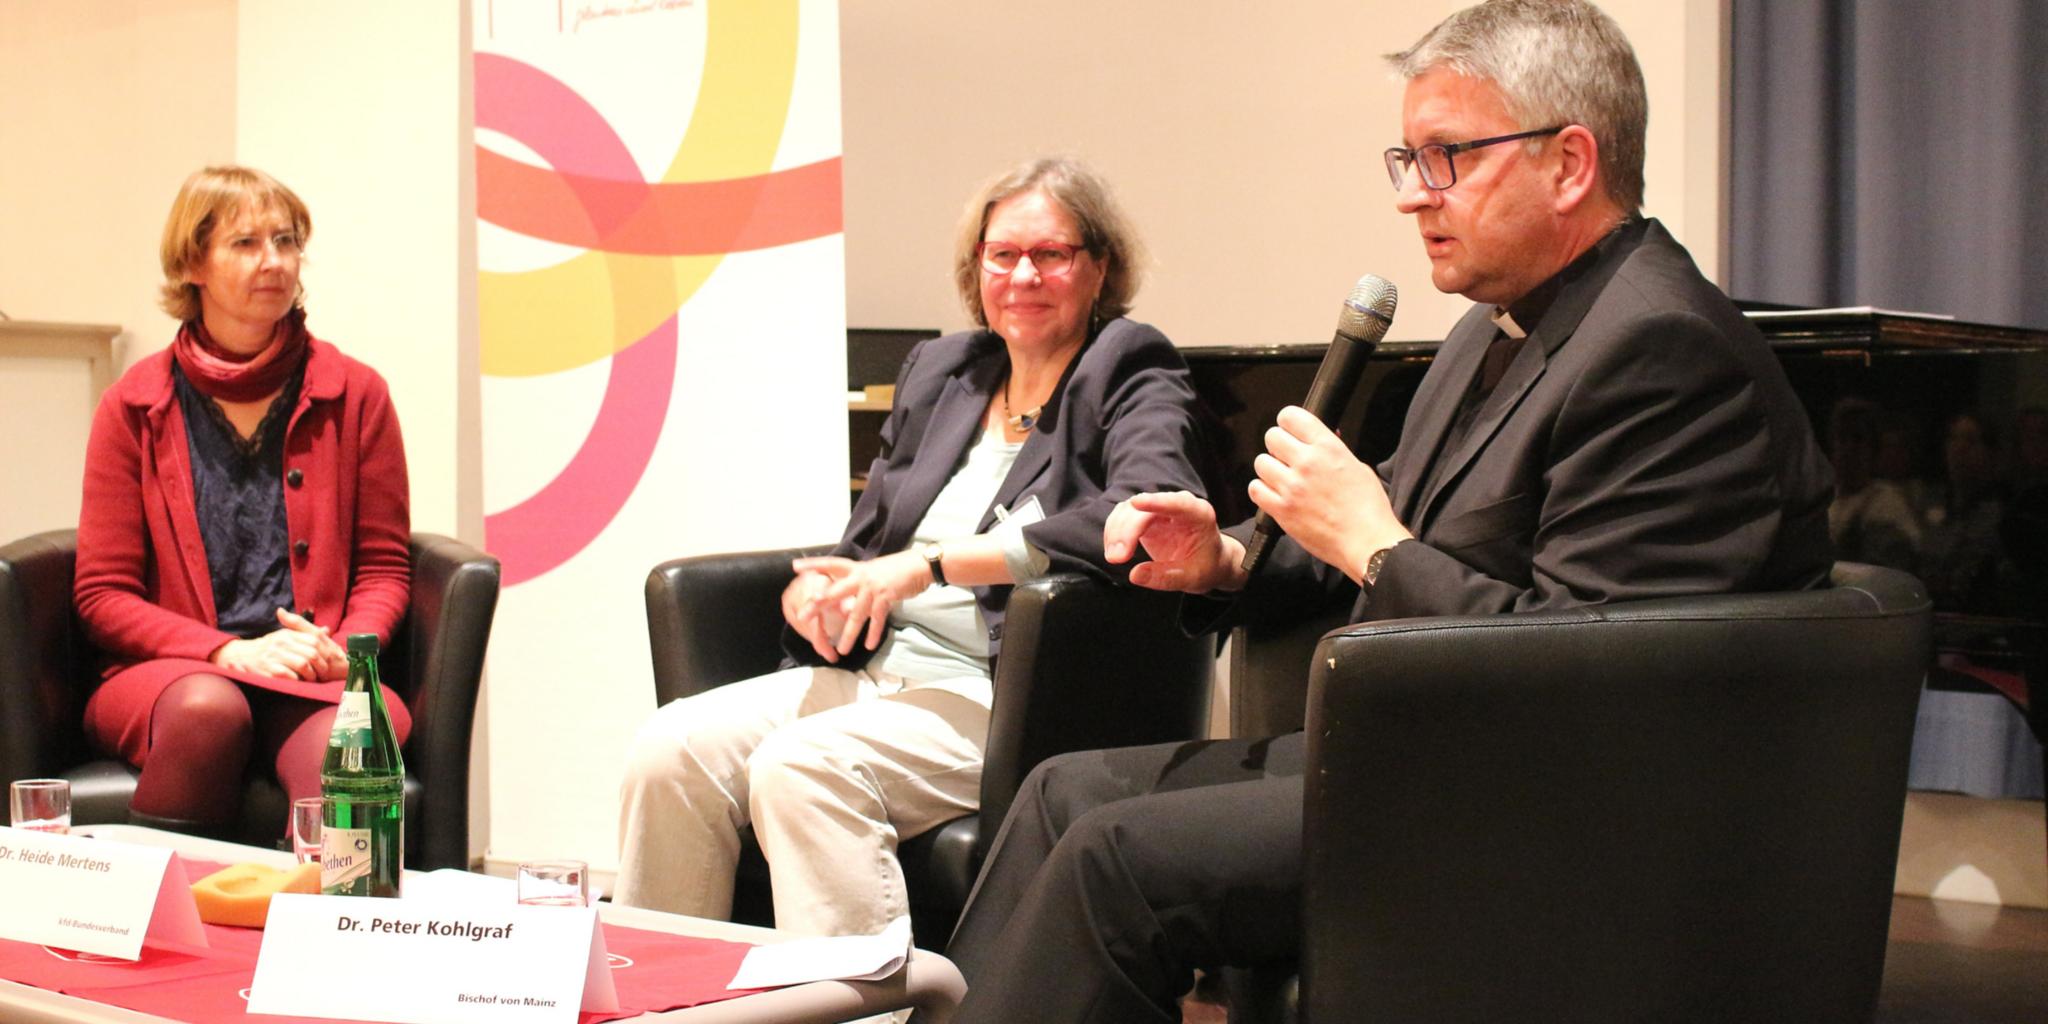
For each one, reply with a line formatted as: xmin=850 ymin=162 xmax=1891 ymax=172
xmin=1239 ymin=273 xmax=1399 ymax=579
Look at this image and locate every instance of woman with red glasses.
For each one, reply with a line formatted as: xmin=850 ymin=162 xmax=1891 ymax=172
xmin=616 ymin=157 xmax=1213 ymax=945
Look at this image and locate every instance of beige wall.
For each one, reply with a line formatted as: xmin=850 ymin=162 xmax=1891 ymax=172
xmin=842 ymin=0 xmax=1729 ymax=346
xmin=0 ymin=0 xmax=237 ymax=538
xmin=0 ymin=0 xmax=472 ymax=541
xmin=0 ymin=0 xmax=238 ymax=349
xmin=235 ymin=0 xmax=475 ymax=542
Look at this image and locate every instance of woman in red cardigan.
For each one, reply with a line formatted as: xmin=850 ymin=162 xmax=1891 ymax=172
xmin=74 ymin=166 xmax=412 ymax=835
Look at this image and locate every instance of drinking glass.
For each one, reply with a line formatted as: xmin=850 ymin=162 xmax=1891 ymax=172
xmin=9 ymin=779 xmax=70 ymax=834
xmin=517 ymin=859 xmax=589 ymax=907
xmin=290 ymin=797 xmax=325 ymax=863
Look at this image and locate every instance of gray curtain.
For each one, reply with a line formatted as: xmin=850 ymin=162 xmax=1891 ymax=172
xmin=1729 ymin=0 xmax=2048 ymax=330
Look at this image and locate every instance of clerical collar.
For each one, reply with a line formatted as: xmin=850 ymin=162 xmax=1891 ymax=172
xmin=1488 ymin=305 xmax=1531 ymax=340
xmin=1490 ymin=214 xmax=1644 ymax=339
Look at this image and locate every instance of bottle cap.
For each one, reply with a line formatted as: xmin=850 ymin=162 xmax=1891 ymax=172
xmin=346 ymin=633 xmax=380 ymax=655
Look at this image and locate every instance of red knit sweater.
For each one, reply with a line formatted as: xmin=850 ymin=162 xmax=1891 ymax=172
xmin=74 ymin=336 xmax=411 ymax=676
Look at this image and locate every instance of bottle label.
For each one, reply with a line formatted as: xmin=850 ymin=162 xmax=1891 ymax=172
xmin=322 ymin=826 xmax=373 ymax=891
xmin=329 ymin=692 xmax=372 ymax=748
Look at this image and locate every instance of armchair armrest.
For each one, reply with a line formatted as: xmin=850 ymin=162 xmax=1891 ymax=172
xmin=0 ymin=529 xmax=89 ymax=782
xmin=1298 ymin=563 xmax=1932 ymax=1022
xmin=980 ymin=576 xmax=1214 ymax=854
xmin=645 ymin=546 xmax=831 ymax=706
xmin=398 ymin=532 xmax=500 ymax=871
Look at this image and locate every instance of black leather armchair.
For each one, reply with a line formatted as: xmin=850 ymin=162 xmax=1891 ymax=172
xmin=644 ymin=546 xmax=1215 ymax=946
xmin=1226 ymin=562 xmax=1932 ymax=1023
xmin=0 ymin=529 xmax=500 ymax=870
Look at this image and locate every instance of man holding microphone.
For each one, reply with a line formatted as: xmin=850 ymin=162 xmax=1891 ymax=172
xmin=941 ymin=1 xmax=1835 ymax=1021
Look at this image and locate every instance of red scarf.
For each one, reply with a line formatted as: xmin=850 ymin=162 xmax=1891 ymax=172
xmin=172 ymin=308 xmax=310 ymax=402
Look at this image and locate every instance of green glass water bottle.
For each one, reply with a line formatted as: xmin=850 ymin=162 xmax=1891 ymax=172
xmin=321 ymin=633 xmax=404 ymax=897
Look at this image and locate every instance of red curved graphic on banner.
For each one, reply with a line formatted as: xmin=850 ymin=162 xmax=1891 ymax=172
xmin=476 ymin=150 xmax=843 ymax=255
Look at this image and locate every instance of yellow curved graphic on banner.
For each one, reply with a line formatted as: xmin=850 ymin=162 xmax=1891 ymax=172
xmin=481 ymin=0 xmax=799 ymax=378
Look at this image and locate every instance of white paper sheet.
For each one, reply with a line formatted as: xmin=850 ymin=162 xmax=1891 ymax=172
xmin=727 ymin=914 xmax=912 ymax=989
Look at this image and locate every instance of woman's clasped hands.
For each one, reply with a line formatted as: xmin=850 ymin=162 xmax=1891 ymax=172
xmin=782 ymin=552 xmax=935 ymax=662
xmin=208 ymin=607 xmax=348 ymax=682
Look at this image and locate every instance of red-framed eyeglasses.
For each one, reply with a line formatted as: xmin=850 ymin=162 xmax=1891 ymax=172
xmin=977 ymin=240 xmax=1088 ymax=277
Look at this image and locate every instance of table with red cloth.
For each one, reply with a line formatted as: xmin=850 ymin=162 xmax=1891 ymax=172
xmin=0 ymin=859 xmax=771 ymax=1023
xmin=1 ymin=828 xmax=963 ymax=1023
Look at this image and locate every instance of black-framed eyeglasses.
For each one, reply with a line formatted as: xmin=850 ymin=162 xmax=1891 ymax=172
xmin=1383 ymin=126 xmax=1565 ymax=191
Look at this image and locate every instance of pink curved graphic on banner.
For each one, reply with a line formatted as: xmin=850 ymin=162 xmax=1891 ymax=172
xmin=476 ymin=53 xmax=648 ymax=226
xmin=476 ymin=53 xmax=677 ymax=585
xmin=486 ymin=318 xmax=678 ymax=587
xmin=476 ymin=53 xmax=640 ymax=180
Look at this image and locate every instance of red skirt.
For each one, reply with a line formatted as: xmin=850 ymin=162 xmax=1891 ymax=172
xmin=84 ymin=658 xmax=414 ymax=767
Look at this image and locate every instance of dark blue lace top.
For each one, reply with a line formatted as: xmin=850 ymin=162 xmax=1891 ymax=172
xmin=172 ymin=362 xmax=302 ymax=639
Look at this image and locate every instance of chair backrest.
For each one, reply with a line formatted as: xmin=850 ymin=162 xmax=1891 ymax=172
xmin=392 ymin=534 xmax=500 ymax=735
xmin=1299 ymin=562 xmax=1932 ymax=1023
xmin=644 ymin=546 xmax=830 ymax=706
xmin=394 ymin=533 xmax=501 ymax=870
xmin=0 ymin=529 xmax=97 ymax=781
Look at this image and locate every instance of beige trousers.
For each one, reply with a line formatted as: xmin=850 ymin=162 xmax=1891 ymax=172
xmin=613 ymin=664 xmax=989 ymax=939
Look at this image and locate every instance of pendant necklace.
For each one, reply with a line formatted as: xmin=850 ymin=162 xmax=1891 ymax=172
xmin=1002 ymin=376 xmax=1043 ymax=433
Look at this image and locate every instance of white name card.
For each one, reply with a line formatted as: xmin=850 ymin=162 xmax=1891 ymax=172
xmin=248 ymin=894 xmax=619 ymax=1024
xmin=0 ymin=825 xmax=206 ymax=960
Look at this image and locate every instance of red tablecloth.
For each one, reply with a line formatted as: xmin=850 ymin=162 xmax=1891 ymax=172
xmin=0 ymin=859 xmax=773 ymax=1023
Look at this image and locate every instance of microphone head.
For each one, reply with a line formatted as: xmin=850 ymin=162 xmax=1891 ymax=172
xmin=1337 ymin=274 xmax=1399 ymax=343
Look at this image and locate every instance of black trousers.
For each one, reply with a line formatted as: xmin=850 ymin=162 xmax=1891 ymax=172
xmin=945 ymin=732 xmax=1306 ymax=1024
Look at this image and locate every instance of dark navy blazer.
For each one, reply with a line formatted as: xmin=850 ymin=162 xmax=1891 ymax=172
xmin=781 ymin=317 xmax=1214 ymax=669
